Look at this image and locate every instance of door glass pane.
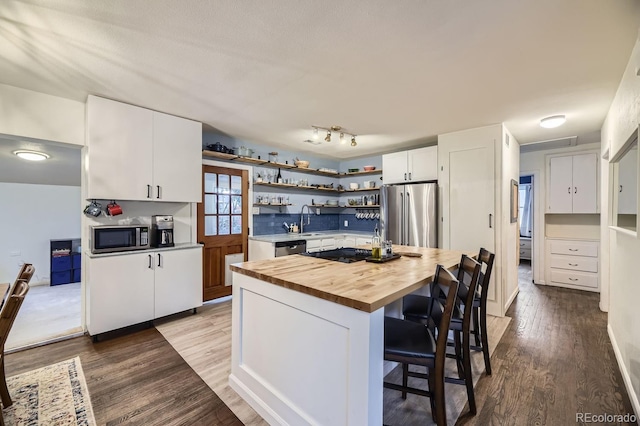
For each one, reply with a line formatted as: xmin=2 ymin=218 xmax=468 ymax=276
xmin=205 ymin=216 xmax=217 ymax=236
xmin=205 ymin=194 xmax=217 ymax=214
xmin=204 ymin=173 xmax=217 ymax=193
xmin=218 ymin=195 xmax=230 ymax=214
xmin=231 ymin=196 xmax=242 ymax=214
xmin=232 ymin=215 xmax=242 ymax=234
xmin=219 ymin=216 xmax=230 ymax=235
xmin=231 ymin=175 xmax=242 ymax=195
xmin=218 ymin=175 xmax=230 ymax=194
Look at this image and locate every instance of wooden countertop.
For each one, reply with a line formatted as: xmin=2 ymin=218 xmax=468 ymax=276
xmin=230 ymin=246 xmax=475 ymax=313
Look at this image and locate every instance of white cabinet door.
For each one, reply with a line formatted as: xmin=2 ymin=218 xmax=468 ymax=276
xmin=571 ymin=153 xmax=597 ymax=213
xmin=548 ymin=156 xmax=573 ymax=213
xmin=343 ymin=238 xmax=356 ymax=247
xmin=154 ymin=248 xmax=203 ymax=318
xmin=618 ymin=148 xmax=638 ymax=214
xmin=408 ymin=146 xmax=438 ymax=182
xmin=153 ymin=112 xmax=202 ymax=202
xmin=87 ymin=96 xmax=154 ymax=201
xmin=356 ymin=237 xmax=372 ymax=246
xmin=87 ymin=253 xmax=155 ymax=335
xmin=321 ymin=238 xmax=336 ymax=250
xmin=382 ymin=152 xmax=408 ymax=184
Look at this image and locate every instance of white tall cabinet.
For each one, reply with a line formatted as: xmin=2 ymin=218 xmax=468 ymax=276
xmin=547 ymin=153 xmax=598 ymax=213
xmin=87 ymin=95 xmax=202 ymax=202
xmin=382 ymin=146 xmax=438 ymax=184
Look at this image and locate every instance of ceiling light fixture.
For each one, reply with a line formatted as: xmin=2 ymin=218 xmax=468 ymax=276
xmin=13 ymin=150 xmax=50 ymax=161
xmin=540 ymin=115 xmax=566 ymax=129
xmin=311 ymin=125 xmax=359 ymax=147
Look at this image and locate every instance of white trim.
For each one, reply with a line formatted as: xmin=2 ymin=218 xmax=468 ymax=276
xmin=608 ymin=225 xmax=637 ymax=238
xmin=608 ymin=324 xmax=640 ymax=418
xmin=520 ymin=169 xmax=543 ymax=284
xmin=504 ymin=286 xmax=519 ymax=312
xmin=229 ymin=374 xmax=287 ymax=426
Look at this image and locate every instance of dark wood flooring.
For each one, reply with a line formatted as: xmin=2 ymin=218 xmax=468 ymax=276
xmin=456 ymin=261 xmax=636 ymax=425
xmin=4 ymin=327 xmax=242 ymax=426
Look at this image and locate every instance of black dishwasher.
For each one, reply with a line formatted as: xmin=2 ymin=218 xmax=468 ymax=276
xmin=274 ymin=240 xmax=307 ymax=257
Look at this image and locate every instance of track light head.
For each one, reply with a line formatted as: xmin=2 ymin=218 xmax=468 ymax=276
xmin=350 ymin=136 xmax=357 ymax=147
xmin=325 ymin=131 xmax=331 ymax=142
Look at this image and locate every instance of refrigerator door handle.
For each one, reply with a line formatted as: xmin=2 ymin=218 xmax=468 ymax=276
xmin=400 ymin=192 xmax=404 ymax=245
xmin=406 ymin=191 xmax=411 ymax=245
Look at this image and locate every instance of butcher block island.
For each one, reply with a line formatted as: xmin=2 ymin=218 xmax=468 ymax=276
xmin=229 ymin=246 xmax=473 ymax=426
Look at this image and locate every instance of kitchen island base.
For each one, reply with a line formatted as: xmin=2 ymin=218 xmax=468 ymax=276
xmin=230 ymin=273 xmax=384 ymax=425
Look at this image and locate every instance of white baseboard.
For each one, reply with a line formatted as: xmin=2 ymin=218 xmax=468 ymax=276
xmin=607 ymin=324 xmax=640 ymax=418
xmin=228 ymin=373 xmax=286 ymax=426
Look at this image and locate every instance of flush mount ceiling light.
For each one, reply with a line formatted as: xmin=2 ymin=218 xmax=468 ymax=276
xmin=13 ymin=150 xmax=50 ymax=161
xmin=540 ymin=115 xmax=566 ymax=129
xmin=311 ymin=125 xmax=358 ymax=147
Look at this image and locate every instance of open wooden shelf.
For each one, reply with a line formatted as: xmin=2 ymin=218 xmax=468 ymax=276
xmin=203 ymin=150 xmax=382 ymax=177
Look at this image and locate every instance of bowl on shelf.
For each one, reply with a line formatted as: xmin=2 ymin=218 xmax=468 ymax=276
xmin=363 ymin=165 xmax=376 ymax=171
xmin=348 ymin=168 xmax=359 ymax=173
xmin=295 ymin=160 xmax=310 ymax=168
xmin=349 ymin=182 xmax=359 ymax=190
xmin=327 ymin=200 xmax=338 ymax=206
xmin=363 ymin=181 xmax=376 ymax=189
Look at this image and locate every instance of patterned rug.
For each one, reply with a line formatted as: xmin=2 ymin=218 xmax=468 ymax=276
xmin=3 ymin=356 xmax=96 ymax=426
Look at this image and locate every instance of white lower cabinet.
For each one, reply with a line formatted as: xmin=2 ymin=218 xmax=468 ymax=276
xmin=87 ymin=247 xmax=202 ymax=335
xmin=545 ymin=238 xmax=599 ymax=291
xmin=356 ymin=237 xmax=373 ymax=246
xmin=307 ymin=238 xmax=335 ymax=252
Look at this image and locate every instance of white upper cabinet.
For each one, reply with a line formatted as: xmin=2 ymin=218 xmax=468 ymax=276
xmin=547 ymin=152 xmax=598 ymax=214
xmin=87 ymin=96 xmax=202 ymax=202
xmin=382 ymin=146 xmax=437 ymax=184
xmin=618 ymin=146 xmax=638 ymax=214
xmin=152 ymin=111 xmax=202 ymax=202
xmin=87 ymin=96 xmax=154 ymax=201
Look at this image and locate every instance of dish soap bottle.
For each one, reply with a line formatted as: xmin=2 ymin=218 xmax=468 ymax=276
xmin=372 ymin=225 xmax=382 ymax=260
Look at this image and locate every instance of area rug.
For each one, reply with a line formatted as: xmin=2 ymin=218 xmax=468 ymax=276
xmin=3 ymin=356 xmax=96 ymax=426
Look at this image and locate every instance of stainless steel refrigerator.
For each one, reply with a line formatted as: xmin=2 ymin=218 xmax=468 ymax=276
xmin=380 ymin=183 xmax=437 ymax=247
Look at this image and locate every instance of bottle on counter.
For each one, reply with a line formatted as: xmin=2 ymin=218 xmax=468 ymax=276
xmin=277 ymin=168 xmax=283 ymax=184
xmin=372 ymin=225 xmax=382 ymax=259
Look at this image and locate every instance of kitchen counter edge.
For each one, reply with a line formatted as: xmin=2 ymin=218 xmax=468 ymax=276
xmin=86 ymin=243 xmax=203 ymax=258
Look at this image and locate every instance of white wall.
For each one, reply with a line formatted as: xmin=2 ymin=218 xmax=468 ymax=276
xmin=0 ymin=183 xmax=81 ymax=284
xmin=502 ymin=126 xmax=520 ymax=312
xmin=601 ymin=36 xmax=640 ymax=416
xmin=0 ymin=83 xmax=85 ymax=146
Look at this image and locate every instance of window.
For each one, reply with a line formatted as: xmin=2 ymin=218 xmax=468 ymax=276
xmin=203 ymin=172 xmax=243 ymax=236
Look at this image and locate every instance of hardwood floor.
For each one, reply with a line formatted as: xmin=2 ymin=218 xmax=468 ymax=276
xmin=4 ymin=327 xmax=242 ymax=426
xmin=455 ymin=261 xmax=635 ymax=425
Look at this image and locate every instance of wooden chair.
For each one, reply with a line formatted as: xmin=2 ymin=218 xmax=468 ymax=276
xmin=402 ymin=255 xmax=482 ymax=414
xmin=0 ymin=279 xmax=30 ymax=423
xmin=0 ymin=264 xmax=34 ymax=312
xmin=384 ymin=265 xmax=460 ymax=426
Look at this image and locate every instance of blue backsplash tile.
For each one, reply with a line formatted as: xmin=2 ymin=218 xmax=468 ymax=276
xmin=253 ymin=213 xmax=379 ymax=235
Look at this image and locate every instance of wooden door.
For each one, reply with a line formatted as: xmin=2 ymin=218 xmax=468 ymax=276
xmin=198 ymin=165 xmax=249 ymax=301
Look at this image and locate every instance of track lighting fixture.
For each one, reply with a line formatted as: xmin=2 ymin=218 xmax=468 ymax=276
xmin=310 ymin=125 xmax=359 ymax=147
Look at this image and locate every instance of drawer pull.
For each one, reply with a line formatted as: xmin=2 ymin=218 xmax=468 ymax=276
xmin=520 ymin=243 xmax=525 ymax=246
xmin=520 ymin=251 xmax=525 ymax=255
xmin=569 ymin=278 xmax=578 ymax=281
xmin=568 ymin=263 xmax=578 ymax=266
xmin=568 ymin=248 xmax=579 ymax=252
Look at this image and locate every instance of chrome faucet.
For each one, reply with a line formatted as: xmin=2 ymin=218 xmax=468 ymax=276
xmin=300 ymin=204 xmax=312 ymax=233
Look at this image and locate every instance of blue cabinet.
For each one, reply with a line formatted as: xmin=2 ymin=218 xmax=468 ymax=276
xmin=50 ymin=238 xmax=81 ymax=286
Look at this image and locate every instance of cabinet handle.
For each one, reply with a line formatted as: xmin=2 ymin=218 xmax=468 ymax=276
xmin=568 ymin=263 xmax=578 ymax=266
xmin=568 ymin=187 xmax=571 ymax=194
xmin=408 ymin=172 xmax=412 ymax=180
xmin=147 ymin=184 xmax=152 ymax=199
xmin=157 ymin=185 xmax=161 ymax=199
xmin=620 ymin=185 xmax=623 ymax=193
xmin=568 ymin=248 xmax=579 ymax=252
xmin=574 ymin=187 xmax=577 ymax=194
xmin=520 ymin=251 xmax=525 ymax=255
xmin=404 ymin=173 xmax=407 ymax=181
xmin=148 ymin=254 xmax=153 ymax=269
xmin=569 ymin=278 xmax=578 ymax=281
xmin=520 ymin=243 xmax=525 ymax=246
xmin=489 ymin=213 xmax=493 ymax=228
xmin=157 ymin=253 xmax=162 ymax=267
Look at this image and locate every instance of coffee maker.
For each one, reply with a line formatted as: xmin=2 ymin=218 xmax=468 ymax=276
xmin=151 ymin=215 xmax=175 ymax=248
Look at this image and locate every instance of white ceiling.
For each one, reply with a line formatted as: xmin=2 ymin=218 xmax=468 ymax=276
xmin=0 ymin=136 xmax=81 ymax=186
xmin=1 ymin=0 xmax=639 ymax=159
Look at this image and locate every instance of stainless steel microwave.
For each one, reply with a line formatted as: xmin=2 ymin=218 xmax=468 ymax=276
xmin=91 ymin=225 xmax=150 ymax=254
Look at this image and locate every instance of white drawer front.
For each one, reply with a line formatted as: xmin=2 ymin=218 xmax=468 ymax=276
xmin=550 ymin=254 xmax=598 ymax=273
xmin=549 ymin=240 xmax=598 ymax=257
xmin=519 ymin=248 xmax=531 ymax=259
xmin=550 ymin=269 xmax=598 ymax=289
xmin=519 ymin=239 xmax=531 ymax=250
xmin=306 ymin=240 xmax=321 ymax=250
